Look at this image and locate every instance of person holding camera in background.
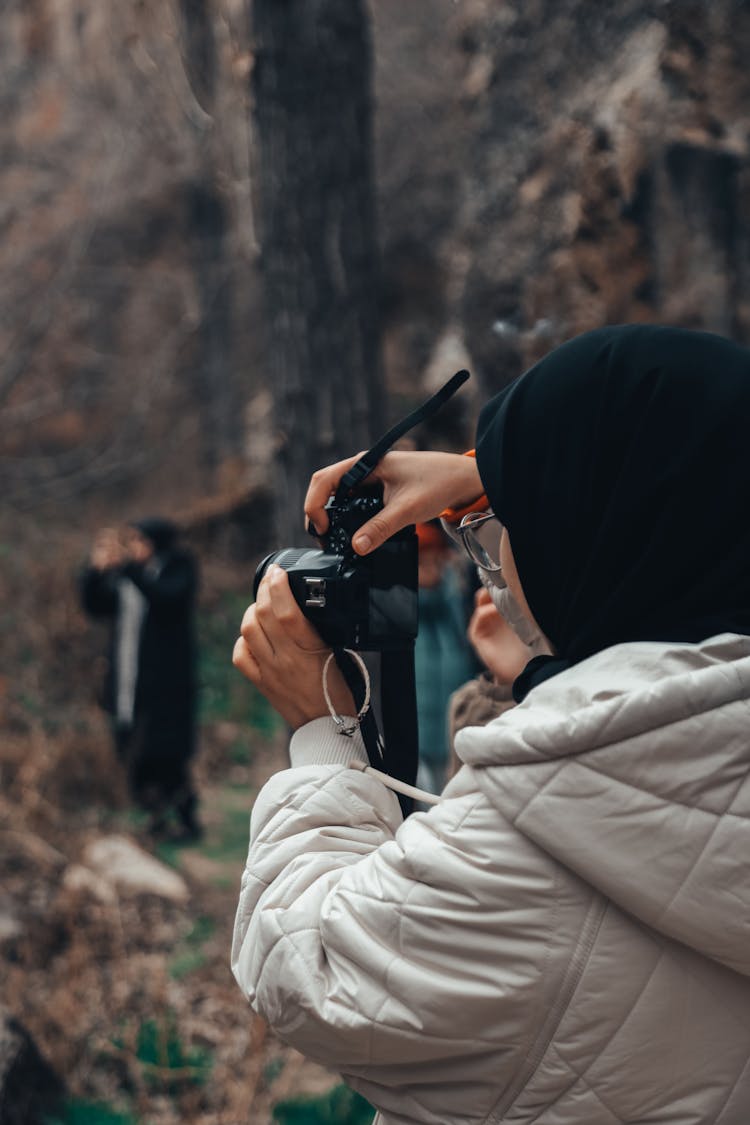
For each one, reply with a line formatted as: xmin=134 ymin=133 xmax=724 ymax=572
xmin=80 ymin=518 xmax=201 ymax=840
xmin=232 ymin=325 xmax=750 ymax=1124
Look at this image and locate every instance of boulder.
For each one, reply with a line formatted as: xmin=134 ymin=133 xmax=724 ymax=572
xmin=0 ymin=896 xmax=24 ymax=946
xmin=61 ymin=862 xmax=118 ymax=905
xmin=80 ymin=835 xmax=189 ymax=904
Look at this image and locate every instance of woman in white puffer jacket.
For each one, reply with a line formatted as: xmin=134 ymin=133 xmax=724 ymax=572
xmin=232 ymin=325 xmax=750 ymax=1124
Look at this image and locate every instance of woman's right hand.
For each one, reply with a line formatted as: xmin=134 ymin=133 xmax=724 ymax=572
xmin=304 ymin=450 xmax=483 ymax=556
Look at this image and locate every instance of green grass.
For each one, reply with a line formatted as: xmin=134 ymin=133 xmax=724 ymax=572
xmin=153 ymin=832 xmax=203 ymax=870
xmin=134 ymin=1014 xmax=212 ymax=1094
xmin=229 ymin=736 xmax=254 ymax=766
xmin=168 ymin=915 xmax=216 ymax=980
xmin=272 ymin=1085 xmax=375 ymax=1125
xmin=155 ymin=795 xmax=250 ymax=883
xmin=200 ymin=801 xmax=251 ymax=864
xmin=45 ymin=1101 xmax=136 ymax=1125
xmin=168 ymin=945 xmax=208 ymax=979
xmin=136 ymin=1015 xmax=206 ymax=1067
xmin=263 ymin=1057 xmax=286 ymax=1087
xmin=185 ymin=914 xmax=216 ymax=944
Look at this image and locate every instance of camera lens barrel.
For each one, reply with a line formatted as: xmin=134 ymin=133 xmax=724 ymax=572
xmin=253 ymin=534 xmax=417 ymax=652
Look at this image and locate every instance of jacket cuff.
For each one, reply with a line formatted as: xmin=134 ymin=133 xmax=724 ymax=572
xmin=289 ymin=717 xmax=369 ymax=768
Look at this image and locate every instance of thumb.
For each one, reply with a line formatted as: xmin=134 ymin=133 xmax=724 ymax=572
xmin=266 ymin=565 xmax=328 ymax=651
xmin=352 ymin=511 xmax=401 ymax=555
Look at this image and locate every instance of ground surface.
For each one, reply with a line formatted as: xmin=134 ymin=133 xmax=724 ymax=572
xmin=0 ymin=551 xmax=373 ymax=1123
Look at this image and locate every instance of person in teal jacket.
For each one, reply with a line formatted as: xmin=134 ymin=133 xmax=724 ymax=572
xmin=414 ymin=521 xmax=473 ymax=794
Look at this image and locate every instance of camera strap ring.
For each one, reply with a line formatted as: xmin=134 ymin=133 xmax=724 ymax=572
xmin=322 ymin=649 xmax=371 ymax=736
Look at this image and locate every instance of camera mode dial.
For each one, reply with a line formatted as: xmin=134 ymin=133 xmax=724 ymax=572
xmin=326 ymin=493 xmax=382 ymax=555
xmin=327 ymin=526 xmax=353 ymax=554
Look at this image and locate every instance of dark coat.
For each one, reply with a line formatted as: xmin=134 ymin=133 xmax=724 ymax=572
xmin=79 ymin=549 xmax=198 ymax=795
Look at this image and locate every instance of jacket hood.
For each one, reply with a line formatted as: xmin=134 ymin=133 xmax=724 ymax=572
xmin=454 ymin=633 xmax=750 ymax=978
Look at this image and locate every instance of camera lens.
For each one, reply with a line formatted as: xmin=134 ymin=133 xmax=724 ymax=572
xmin=253 ymin=552 xmax=279 ymax=598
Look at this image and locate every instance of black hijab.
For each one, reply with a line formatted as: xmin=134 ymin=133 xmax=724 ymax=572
xmin=475 ymin=324 xmax=750 ymax=700
xmin=131 ymin=517 xmax=179 ymax=553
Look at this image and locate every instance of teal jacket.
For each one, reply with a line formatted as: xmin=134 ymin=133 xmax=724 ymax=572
xmin=415 ymin=570 xmax=473 ymax=765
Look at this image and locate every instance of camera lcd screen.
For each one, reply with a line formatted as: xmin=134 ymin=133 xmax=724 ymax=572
xmin=367 ymin=535 xmax=418 ymax=648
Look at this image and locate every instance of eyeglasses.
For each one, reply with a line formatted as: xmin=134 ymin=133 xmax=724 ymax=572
xmin=456 ymin=511 xmax=503 ymax=572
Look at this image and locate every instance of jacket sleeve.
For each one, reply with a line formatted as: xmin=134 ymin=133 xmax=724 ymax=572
xmin=231 ymin=717 xmax=567 ymax=1099
xmin=122 ymin=552 xmax=196 ymax=610
xmin=79 ymin=566 xmax=118 ymax=617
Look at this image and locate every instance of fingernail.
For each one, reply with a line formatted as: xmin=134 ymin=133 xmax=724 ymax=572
xmin=306 ymin=518 xmax=319 ymax=537
xmin=353 ymin=534 xmax=371 ymax=554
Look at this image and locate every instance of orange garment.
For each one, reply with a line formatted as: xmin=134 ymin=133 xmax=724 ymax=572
xmin=439 ymin=450 xmax=489 ymax=523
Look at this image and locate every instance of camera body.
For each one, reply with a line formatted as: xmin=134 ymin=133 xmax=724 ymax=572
xmin=254 ymin=491 xmax=418 ymax=652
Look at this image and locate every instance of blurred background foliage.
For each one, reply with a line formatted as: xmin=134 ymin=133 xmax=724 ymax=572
xmin=2 ymin=0 xmax=750 ymax=1122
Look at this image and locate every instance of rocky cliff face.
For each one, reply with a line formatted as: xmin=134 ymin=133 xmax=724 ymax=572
xmin=1 ymin=0 xmax=258 ymax=510
xmin=2 ymin=0 xmax=749 ymax=510
xmin=435 ymin=0 xmax=750 ymax=396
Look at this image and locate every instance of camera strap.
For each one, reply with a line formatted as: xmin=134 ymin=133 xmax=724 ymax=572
xmin=379 ymin=648 xmax=418 ymax=816
xmin=332 ymin=369 xmax=472 ymax=816
xmin=334 ymin=646 xmax=416 ymax=817
xmin=334 ymin=648 xmax=383 ymax=761
xmin=335 ymin=369 xmax=470 ymax=501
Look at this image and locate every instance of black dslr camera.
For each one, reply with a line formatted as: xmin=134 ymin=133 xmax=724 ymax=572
xmin=253 ymin=371 xmax=470 ymax=813
xmin=254 ymin=490 xmax=418 ymax=652
xmin=254 ymin=369 xmax=470 ymax=653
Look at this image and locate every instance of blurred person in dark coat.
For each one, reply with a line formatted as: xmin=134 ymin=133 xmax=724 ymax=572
xmin=79 ymin=518 xmax=201 ymax=839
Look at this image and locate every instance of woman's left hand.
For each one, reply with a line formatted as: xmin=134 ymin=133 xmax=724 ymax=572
xmin=233 ymin=565 xmax=355 ymax=730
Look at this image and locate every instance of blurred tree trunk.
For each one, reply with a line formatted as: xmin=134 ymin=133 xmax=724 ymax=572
xmin=252 ymin=0 xmax=384 ymax=543
xmin=23 ymin=0 xmax=52 ymax=59
xmin=178 ymin=0 xmax=241 ymax=482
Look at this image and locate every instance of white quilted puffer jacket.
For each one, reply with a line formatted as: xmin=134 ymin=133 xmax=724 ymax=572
xmin=232 ymin=633 xmax=750 ymax=1124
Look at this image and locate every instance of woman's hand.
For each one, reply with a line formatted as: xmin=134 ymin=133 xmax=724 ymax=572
xmin=232 ymin=565 xmax=355 ymax=730
xmin=304 ymin=450 xmax=483 ymax=556
xmin=467 ymin=588 xmax=531 ymax=685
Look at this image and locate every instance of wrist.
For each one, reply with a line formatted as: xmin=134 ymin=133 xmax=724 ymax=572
xmin=441 ymin=452 xmax=487 ymax=522
xmin=289 ymin=717 xmax=369 ymax=767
